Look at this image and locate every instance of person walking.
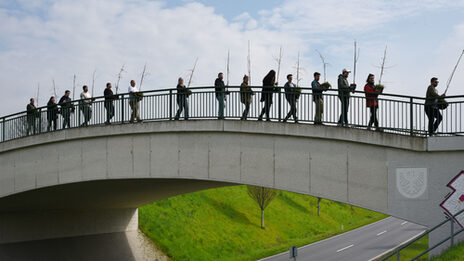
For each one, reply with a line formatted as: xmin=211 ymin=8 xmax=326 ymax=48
xmin=175 ymin=77 xmax=190 ymax=120
xmin=283 ymin=74 xmax=299 ymax=123
xmin=337 ymin=68 xmax=354 ymax=126
xmin=215 ymin=72 xmax=227 ymax=119
xmin=47 ymin=96 xmax=59 ymax=131
xmin=128 ymin=80 xmax=142 ymax=123
xmin=258 ymin=70 xmax=278 ymax=121
xmin=26 ymin=98 xmax=38 ymax=135
xmin=240 ymin=75 xmax=253 ymax=120
xmin=312 ymin=72 xmax=325 ymax=125
xmin=425 ymin=77 xmax=445 ymax=135
xmin=59 ymin=90 xmax=73 ymax=129
xmin=364 ymin=74 xmax=382 ymax=131
xmin=80 ymin=85 xmax=93 ymax=126
xmin=104 ymin=82 xmax=118 ymax=125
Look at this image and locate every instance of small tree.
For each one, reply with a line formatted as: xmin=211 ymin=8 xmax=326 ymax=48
xmin=247 ymin=185 xmax=278 ymax=229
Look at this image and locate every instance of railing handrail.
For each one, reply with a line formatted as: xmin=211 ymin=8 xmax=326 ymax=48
xmin=3 ymin=86 xmax=462 ymax=120
xmin=380 ymin=207 xmax=464 ymax=260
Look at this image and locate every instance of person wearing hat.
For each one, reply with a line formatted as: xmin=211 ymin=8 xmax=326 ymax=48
xmin=283 ymin=74 xmax=299 ymax=123
xmin=337 ymin=68 xmax=354 ymax=126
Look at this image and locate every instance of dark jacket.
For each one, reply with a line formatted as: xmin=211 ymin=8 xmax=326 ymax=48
xmin=312 ymin=80 xmax=323 ymax=101
xmin=26 ymin=103 xmax=38 ymax=120
xmin=284 ymin=82 xmax=299 ymax=102
xmin=47 ymin=101 xmax=58 ymax=121
xmin=261 ymin=77 xmax=278 ymax=102
xmin=240 ymin=83 xmax=253 ymax=104
xmin=104 ymin=88 xmax=118 ymax=101
xmin=177 ymin=84 xmax=189 ymax=101
xmin=425 ymin=85 xmax=440 ymax=108
xmin=215 ymin=78 xmax=226 ymax=99
xmin=59 ymin=95 xmax=73 ymax=114
xmin=338 ymin=74 xmax=351 ymax=97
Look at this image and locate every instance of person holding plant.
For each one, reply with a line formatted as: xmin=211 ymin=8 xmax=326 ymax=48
xmin=283 ymin=74 xmax=299 ymax=123
xmin=175 ymin=77 xmax=190 ymax=120
xmin=364 ymin=74 xmax=382 ymax=131
xmin=425 ymin=77 xmax=445 ymax=135
xmin=240 ymin=75 xmax=253 ymax=120
xmin=337 ymin=68 xmax=354 ymax=126
xmin=312 ymin=72 xmax=329 ymax=125
xmin=258 ymin=70 xmax=278 ymax=121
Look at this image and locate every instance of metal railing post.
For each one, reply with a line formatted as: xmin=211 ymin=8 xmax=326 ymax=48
xmin=121 ymin=94 xmax=125 ymax=123
xmin=38 ymin=108 xmax=42 ymax=134
xmin=397 ymin=250 xmax=399 ymax=261
xmin=410 ymin=97 xmax=414 ymax=135
xmin=278 ymin=88 xmax=282 ymax=122
xmin=169 ymin=90 xmax=173 ymax=120
xmin=1 ymin=117 xmax=4 ymax=142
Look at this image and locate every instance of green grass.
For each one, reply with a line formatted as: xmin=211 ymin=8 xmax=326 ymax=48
xmin=431 ymin=240 xmax=464 ymax=261
xmin=381 ymin=235 xmax=428 ymax=261
xmin=139 ymin=185 xmax=387 ymax=261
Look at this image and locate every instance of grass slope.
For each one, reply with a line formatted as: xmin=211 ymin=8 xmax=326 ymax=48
xmin=381 ymin=235 xmax=428 ymax=261
xmin=431 ymin=240 xmax=464 ymax=261
xmin=139 ymin=185 xmax=387 ymax=261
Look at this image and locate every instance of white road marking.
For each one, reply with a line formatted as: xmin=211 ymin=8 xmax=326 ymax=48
xmin=401 ymin=221 xmax=408 ymax=226
xmin=336 ymin=244 xmax=354 ymax=252
xmin=377 ymin=230 xmax=387 ymax=236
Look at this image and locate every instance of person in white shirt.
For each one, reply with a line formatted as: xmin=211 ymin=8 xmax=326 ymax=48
xmin=128 ymin=80 xmax=142 ymax=123
xmin=80 ymin=85 xmax=93 ymax=126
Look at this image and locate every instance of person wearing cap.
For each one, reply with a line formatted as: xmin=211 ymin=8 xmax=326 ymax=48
xmin=283 ymin=74 xmax=299 ymax=123
xmin=425 ymin=77 xmax=444 ymax=135
xmin=337 ymin=68 xmax=353 ymax=126
xmin=312 ymin=72 xmax=324 ymax=124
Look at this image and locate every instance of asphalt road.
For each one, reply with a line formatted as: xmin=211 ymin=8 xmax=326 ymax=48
xmin=260 ymin=217 xmax=426 ymax=261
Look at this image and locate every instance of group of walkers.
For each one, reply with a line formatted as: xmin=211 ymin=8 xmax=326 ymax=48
xmin=24 ymin=68 xmax=446 ymax=136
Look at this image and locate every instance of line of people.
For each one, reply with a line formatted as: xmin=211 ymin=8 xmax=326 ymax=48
xmin=24 ymin=69 xmax=446 ymax=136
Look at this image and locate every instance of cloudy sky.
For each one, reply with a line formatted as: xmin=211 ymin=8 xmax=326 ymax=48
xmin=1 ymin=0 xmax=464 ymax=115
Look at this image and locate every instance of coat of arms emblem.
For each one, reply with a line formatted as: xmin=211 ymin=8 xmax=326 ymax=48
xmin=396 ymin=168 xmax=428 ymax=199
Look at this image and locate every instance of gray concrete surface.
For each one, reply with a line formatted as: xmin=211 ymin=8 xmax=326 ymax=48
xmin=260 ymin=217 xmax=426 ymax=261
xmin=0 ymin=120 xmax=463 ymax=257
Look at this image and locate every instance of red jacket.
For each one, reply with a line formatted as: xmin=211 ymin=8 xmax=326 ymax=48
xmin=364 ymin=83 xmax=380 ymax=107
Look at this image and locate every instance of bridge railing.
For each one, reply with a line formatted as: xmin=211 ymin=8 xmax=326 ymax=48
xmin=0 ymin=87 xmax=463 ymax=143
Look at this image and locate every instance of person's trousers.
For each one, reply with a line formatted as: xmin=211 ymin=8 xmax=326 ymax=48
xmin=26 ymin=117 xmax=36 ymax=135
xmin=217 ymin=94 xmax=225 ymax=119
xmin=241 ymin=102 xmax=250 ymax=120
xmin=368 ymin=105 xmax=379 ymax=128
xmin=81 ymin=105 xmax=92 ymax=126
xmin=314 ymin=99 xmax=324 ymax=123
xmin=259 ymin=98 xmax=272 ymax=121
xmin=47 ymin=118 xmax=57 ymax=131
xmin=425 ymin=107 xmax=443 ymax=135
xmin=175 ymin=98 xmax=189 ymax=120
xmin=338 ymin=96 xmax=350 ymax=125
xmin=105 ymin=102 xmax=115 ymax=123
xmin=130 ymin=99 xmax=140 ymax=122
xmin=62 ymin=111 xmax=71 ymax=129
xmin=285 ymin=99 xmax=297 ymax=121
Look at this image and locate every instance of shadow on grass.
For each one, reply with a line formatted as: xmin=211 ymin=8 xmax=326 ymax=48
xmin=200 ymin=194 xmax=256 ymax=227
xmin=279 ymin=193 xmax=310 ymax=214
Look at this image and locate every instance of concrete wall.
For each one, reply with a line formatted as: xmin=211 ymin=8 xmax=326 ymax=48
xmin=0 ymin=120 xmax=463 ymax=256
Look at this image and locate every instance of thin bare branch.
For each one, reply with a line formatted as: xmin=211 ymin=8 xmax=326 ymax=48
xmin=140 ymin=63 xmax=149 ymax=91
xmin=187 ymin=57 xmax=199 ymax=88
xmin=115 ymin=64 xmax=126 ymax=94
xmin=247 ymin=40 xmax=252 ymax=86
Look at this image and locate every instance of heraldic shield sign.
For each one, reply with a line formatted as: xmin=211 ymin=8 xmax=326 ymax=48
xmin=441 ymin=171 xmax=464 ymax=228
xmin=396 ymin=168 xmax=428 ymax=199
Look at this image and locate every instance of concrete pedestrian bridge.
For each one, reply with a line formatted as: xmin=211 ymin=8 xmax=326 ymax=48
xmin=1 ymin=119 xmax=464 ymax=256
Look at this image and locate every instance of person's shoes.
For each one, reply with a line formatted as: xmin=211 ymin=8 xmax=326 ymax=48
xmin=105 ymin=122 xmax=111 ymax=125
xmin=129 ymin=120 xmax=134 ymax=123
xmin=257 ymin=117 xmax=263 ymax=121
xmin=375 ymin=127 xmax=383 ymax=132
xmin=367 ymin=126 xmax=371 ymax=131
xmin=266 ymin=119 xmax=271 ymax=122
xmin=294 ymin=119 xmax=299 ymax=123
xmin=137 ymin=119 xmax=143 ymax=123
xmin=283 ymin=119 xmax=287 ymax=123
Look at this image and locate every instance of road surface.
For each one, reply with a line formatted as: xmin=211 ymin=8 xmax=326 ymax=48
xmin=260 ymin=217 xmax=426 ymax=261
